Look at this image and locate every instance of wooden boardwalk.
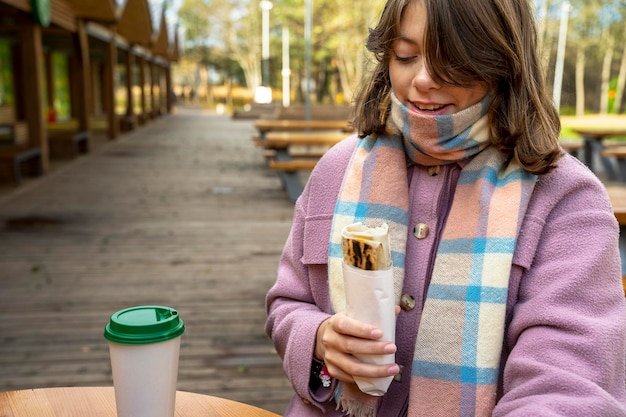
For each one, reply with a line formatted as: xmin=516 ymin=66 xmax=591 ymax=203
xmin=0 ymin=107 xmax=297 ymax=415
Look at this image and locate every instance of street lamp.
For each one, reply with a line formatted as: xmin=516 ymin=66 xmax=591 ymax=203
xmin=304 ymin=0 xmax=312 ymax=119
xmin=255 ymin=0 xmax=273 ymax=104
xmin=553 ymin=1 xmax=570 ymax=110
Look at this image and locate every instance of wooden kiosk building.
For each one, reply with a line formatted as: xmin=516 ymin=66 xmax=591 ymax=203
xmin=0 ymin=0 xmax=180 ymax=185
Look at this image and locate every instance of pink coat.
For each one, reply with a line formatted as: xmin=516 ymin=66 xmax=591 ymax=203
xmin=265 ymin=136 xmax=626 ymax=416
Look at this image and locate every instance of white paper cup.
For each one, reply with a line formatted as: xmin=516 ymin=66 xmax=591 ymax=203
xmin=104 ymin=306 xmax=185 ymax=417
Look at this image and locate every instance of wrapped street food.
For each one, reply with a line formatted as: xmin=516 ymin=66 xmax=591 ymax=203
xmin=341 ymin=222 xmax=396 ymax=396
xmin=342 ymin=223 xmax=391 ymax=271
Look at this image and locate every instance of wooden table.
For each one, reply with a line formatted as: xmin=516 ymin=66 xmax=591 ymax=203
xmin=572 ymin=128 xmax=626 ymax=178
xmin=605 ymin=184 xmax=626 ymax=225
xmin=263 ymin=131 xmax=349 ymax=148
xmin=0 ymin=387 xmax=282 ymax=417
xmin=254 ymin=119 xmax=354 ymax=137
xmin=263 ymin=131 xmax=349 ymax=201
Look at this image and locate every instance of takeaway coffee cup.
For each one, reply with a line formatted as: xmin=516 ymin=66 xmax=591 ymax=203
xmin=104 ymin=305 xmax=185 ymax=417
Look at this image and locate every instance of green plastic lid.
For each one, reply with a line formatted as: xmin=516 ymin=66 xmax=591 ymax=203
xmin=104 ymin=305 xmax=185 ymax=345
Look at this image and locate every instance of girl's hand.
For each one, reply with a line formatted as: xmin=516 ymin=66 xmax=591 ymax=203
xmin=314 ymin=310 xmax=399 ymax=383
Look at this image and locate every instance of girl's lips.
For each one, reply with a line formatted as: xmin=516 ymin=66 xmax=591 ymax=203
xmin=408 ymin=101 xmax=451 ymax=116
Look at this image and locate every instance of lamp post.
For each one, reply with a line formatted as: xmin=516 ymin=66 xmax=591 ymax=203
xmin=282 ymin=27 xmax=290 ymax=107
xmin=255 ymin=0 xmax=273 ymax=103
xmin=304 ymin=0 xmax=312 ymax=119
xmin=553 ymin=1 xmax=570 ymax=110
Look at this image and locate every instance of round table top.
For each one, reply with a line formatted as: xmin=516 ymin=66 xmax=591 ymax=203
xmin=572 ymin=127 xmax=626 ymax=139
xmin=0 ymin=386 xmax=282 ymax=417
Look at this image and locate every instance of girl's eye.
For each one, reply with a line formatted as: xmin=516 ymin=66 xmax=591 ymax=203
xmin=393 ymin=52 xmax=419 ymax=63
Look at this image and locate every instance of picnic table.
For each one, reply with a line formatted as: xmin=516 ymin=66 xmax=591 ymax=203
xmin=252 ymin=118 xmax=355 ymax=201
xmin=572 ymin=128 xmax=626 ymax=179
xmin=604 ymin=183 xmax=626 ymax=294
xmin=262 ymin=131 xmax=351 ymax=201
xmin=254 ymin=119 xmax=354 ymax=138
xmin=605 ymin=183 xmax=626 ymax=226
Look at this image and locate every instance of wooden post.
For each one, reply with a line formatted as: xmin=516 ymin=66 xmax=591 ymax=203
xmin=74 ymin=20 xmax=92 ymax=134
xmin=104 ymin=26 xmax=119 ymax=140
xmin=151 ymin=62 xmax=157 ymax=116
xmin=125 ymin=50 xmax=133 ymax=118
xmin=21 ymin=23 xmax=48 ymax=172
xmin=165 ymin=64 xmax=172 ymax=114
xmin=44 ymin=52 xmax=54 ymax=120
xmin=138 ymin=56 xmax=146 ymax=122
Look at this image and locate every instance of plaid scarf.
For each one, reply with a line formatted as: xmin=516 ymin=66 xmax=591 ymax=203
xmin=328 ymin=93 xmax=536 ymax=417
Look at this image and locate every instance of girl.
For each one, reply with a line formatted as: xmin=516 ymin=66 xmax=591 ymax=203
xmin=265 ymin=0 xmax=626 ymax=415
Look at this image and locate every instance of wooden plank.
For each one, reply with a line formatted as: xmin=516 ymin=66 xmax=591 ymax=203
xmin=50 ymin=0 xmax=77 ymax=32
xmin=263 ymin=131 xmax=348 ymax=148
xmin=254 ymin=119 xmax=353 ymax=134
xmin=0 ymin=110 xmax=295 ymax=415
xmin=269 ymin=159 xmax=317 ymax=172
xmin=601 ymin=145 xmax=626 ymax=158
xmin=63 ymin=0 xmax=117 ymax=22
xmin=560 ymin=140 xmax=582 ymax=152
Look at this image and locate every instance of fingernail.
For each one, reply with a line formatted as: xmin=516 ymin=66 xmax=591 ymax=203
xmin=384 ymin=344 xmax=397 ymax=354
xmin=371 ymin=329 xmax=382 ymax=338
xmin=388 ymin=364 xmax=400 ymax=375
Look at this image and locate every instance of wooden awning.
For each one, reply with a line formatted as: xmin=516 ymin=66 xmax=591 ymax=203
xmin=0 ymin=0 xmax=178 ymax=61
xmin=0 ymin=0 xmax=77 ymax=32
xmin=62 ymin=0 xmax=123 ymax=23
xmin=117 ymin=0 xmax=152 ymax=47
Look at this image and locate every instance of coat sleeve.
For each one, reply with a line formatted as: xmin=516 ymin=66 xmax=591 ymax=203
xmin=495 ymin=157 xmax=626 ymax=416
xmin=264 ymin=137 xmax=357 ymax=412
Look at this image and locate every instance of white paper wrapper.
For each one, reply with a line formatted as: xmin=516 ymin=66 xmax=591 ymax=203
xmin=342 ymin=262 xmax=396 ymax=396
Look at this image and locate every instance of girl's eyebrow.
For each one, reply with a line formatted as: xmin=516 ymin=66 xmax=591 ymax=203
xmin=394 ymin=34 xmax=419 ymax=45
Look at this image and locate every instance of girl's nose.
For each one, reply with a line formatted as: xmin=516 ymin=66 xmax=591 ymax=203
xmin=412 ymin=61 xmax=441 ymax=91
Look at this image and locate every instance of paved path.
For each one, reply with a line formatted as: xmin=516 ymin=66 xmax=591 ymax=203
xmin=0 ymin=106 xmax=297 ymax=414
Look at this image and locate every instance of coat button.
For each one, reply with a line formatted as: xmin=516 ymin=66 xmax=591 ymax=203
xmin=393 ymin=364 xmax=404 ymax=382
xmin=413 ymin=223 xmax=429 ymax=239
xmin=428 ymin=165 xmax=440 ymax=176
xmin=400 ymin=294 xmax=416 ymax=311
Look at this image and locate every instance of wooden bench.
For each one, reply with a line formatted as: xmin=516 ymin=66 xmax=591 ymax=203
xmin=560 ymin=140 xmax=583 ymax=158
xmin=600 ymin=185 xmax=626 ymax=296
xmin=268 ymin=159 xmax=318 ymax=172
xmin=573 ymin=128 xmax=626 ymax=180
xmin=601 ymin=145 xmax=626 ymax=182
xmin=605 ymin=184 xmax=626 ymax=225
xmin=261 ymin=131 xmax=350 ymax=201
xmin=254 ymin=119 xmax=354 ymax=138
xmin=252 ymin=118 xmax=355 ymax=201
xmin=0 ymin=146 xmax=43 ymax=186
xmin=48 ymin=130 xmax=90 ymax=159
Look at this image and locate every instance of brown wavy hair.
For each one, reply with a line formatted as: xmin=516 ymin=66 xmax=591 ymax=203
xmin=352 ymin=0 xmax=562 ymax=174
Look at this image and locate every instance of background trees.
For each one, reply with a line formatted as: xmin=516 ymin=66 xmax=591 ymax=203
xmin=542 ymin=0 xmax=626 ymax=115
xmin=173 ymin=0 xmax=626 ymax=114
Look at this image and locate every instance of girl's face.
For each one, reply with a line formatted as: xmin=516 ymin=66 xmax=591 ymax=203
xmin=389 ymin=0 xmax=488 ymax=116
